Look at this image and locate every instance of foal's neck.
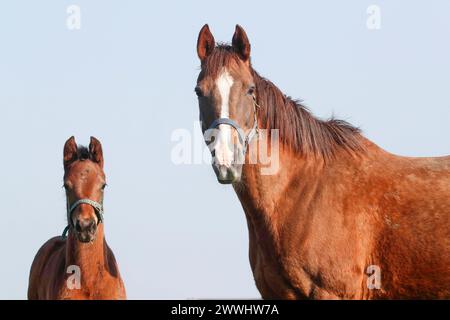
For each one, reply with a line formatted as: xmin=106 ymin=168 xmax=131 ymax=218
xmin=65 ymin=226 xmax=107 ymax=273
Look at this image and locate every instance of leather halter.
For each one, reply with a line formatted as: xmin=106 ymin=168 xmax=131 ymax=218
xmin=207 ymin=95 xmax=260 ymax=155
xmin=62 ymin=198 xmax=104 ymax=238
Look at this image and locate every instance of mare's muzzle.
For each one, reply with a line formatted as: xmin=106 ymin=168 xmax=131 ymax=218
xmin=204 ymin=95 xmax=260 ymax=184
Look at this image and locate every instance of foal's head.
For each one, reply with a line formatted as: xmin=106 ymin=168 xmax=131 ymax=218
xmin=196 ymin=24 xmax=257 ymax=184
xmin=63 ymin=136 xmax=106 ymax=243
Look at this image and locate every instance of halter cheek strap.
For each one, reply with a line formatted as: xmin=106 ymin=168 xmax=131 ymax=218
xmin=209 ymin=118 xmax=246 ymax=145
xmin=62 ymin=198 xmax=104 ymax=238
xmin=207 ymin=95 xmax=260 ymax=155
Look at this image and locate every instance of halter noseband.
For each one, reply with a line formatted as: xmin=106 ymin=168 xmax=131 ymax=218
xmin=207 ymin=95 xmax=260 ymax=155
xmin=62 ymin=198 xmax=104 ymax=238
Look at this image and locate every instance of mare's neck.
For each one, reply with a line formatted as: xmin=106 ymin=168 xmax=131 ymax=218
xmin=233 ymin=140 xmax=371 ymax=255
xmin=234 ymin=147 xmax=324 ymax=243
xmin=236 ymin=71 xmax=369 ymax=241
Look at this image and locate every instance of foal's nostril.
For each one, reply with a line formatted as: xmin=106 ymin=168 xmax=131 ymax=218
xmin=87 ymin=220 xmax=96 ymax=233
xmin=75 ymin=219 xmax=96 ymax=233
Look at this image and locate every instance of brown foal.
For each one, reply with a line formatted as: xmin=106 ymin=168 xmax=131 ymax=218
xmin=28 ymin=136 xmax=126 ymax=300
xmin=196 ymin=24 xmax=450 ymax=299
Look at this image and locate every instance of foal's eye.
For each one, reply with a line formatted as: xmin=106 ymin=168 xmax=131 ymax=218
xmin=194 ymin=86 xmax=204 ymax=97
xmin=101 ymin=183 xmax=107 ymax=191
xmin=247 ymin=85 xmax=256 ymax=96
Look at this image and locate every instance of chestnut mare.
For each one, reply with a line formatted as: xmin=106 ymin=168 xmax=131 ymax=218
xmin=28 ymin=137 xmax=126 ymax=300
xmin=196 ymin=24 xmax=450 ymax=299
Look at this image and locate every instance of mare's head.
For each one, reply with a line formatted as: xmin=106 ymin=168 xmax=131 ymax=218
xmin=63 ymin=136 xmax=106 ymax=243
xmin=196 ymin=24 xmax=257 ymax=184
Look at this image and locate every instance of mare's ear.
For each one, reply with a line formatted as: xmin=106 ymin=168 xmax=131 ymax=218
xmin=197 ymin=24 xmax=215 ymax=62
xmin=89 ymin=136 xmax=104 ymax=168
xmin=232 ymin=24 xmax=251 ymax=63
xmin=63 ymin=136 xmax=78 ymax=169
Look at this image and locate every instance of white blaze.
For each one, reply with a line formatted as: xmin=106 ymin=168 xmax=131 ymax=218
xmin=214 ymin=70 xmax=234 ymax=167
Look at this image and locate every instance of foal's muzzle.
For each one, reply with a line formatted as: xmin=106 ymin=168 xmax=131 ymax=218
xmin=75 ymin=217 xmax=97 ymax=243
xmin=63 ymin=198 xmax=104 ymax=241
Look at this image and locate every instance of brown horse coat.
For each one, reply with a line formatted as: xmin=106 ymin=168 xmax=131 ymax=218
xmin=196 ymin=24 xmax=450 ymax=299
xmin=28 ymin=230 xmax=126 ymax=300
xmin=28 ymin=137 xmax=126 ymax=300
xmin=238 ymin=143 xmax=450 ymax=299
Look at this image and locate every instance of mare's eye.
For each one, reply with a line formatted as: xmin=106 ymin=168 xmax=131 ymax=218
xmin=247 ymin=85 xmax=256 ymax=96
xmin=195 ymin=86 xmax=204 ymax=97
xmin=101 ymin=183 xmax=107 ymax=190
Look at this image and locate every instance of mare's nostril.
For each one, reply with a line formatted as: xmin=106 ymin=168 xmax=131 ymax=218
xmin=218 ymin=165 xmax=228 ymax=178
xmin=75 ymin=221 xmax=82 ymax=232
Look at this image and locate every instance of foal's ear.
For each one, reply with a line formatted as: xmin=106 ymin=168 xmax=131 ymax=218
xmin=63 ymin=136 xmax=78 ymax=168
xmin=232 ymin=24 xmax=251 ymax=63
xmin=197 ymin=24 xmax=215 ymax=62
xmin=89 ymin=136 xmax=104 ymax=168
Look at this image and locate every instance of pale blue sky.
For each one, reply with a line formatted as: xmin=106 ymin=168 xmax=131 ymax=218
xmin=0 ymin=1 xmax=449 ymax=299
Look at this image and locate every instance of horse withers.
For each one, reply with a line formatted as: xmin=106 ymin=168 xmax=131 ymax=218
xmin=28 ymin=136 xmax=126 ymax=300
xmin=195 ymin=24 xmax=450 ymax=299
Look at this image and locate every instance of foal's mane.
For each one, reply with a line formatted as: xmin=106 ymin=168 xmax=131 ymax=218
xmin=203 ymin=45 xmax=366 ymax=159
